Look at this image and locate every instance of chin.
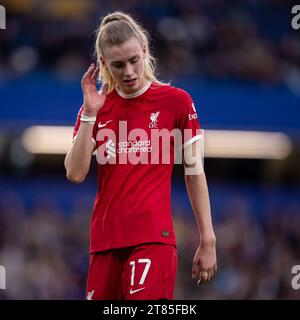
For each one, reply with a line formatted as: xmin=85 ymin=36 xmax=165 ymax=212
xmin=122 ymin=80 xmax=140 ymax=93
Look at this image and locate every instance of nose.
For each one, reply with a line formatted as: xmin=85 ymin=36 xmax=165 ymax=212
xmin=123 ymin=63 xmax=134 ymax=78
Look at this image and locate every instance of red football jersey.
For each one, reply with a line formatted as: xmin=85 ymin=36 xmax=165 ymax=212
xmin=73 ymin=82 xmax=201 ymax=253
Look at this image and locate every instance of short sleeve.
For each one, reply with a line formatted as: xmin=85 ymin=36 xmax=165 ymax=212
xmin=175 ymin=89 xmax=202 ymax=148
xmin=72 ymin=106 xmax=97 ymax=146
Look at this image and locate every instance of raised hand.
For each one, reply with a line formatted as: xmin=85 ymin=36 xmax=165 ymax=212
xmin=81 ymin=64 xmax=108 ymax=117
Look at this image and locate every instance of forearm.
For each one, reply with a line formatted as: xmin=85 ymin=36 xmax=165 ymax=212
xmin=64 ymin=123 xmax=95 ymax=183
xmin=185 ymin=173 xmax=216 ymax=243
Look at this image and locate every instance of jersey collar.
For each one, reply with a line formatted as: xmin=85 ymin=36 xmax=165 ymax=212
xmin=116 ymin=81 xmax=152 ymax=99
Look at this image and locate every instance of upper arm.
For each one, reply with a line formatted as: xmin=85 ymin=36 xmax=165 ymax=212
xmin=174 ymin=89 xmax=203 ymax=175
xmin=183 ymin=139 xmax=204 ymax=176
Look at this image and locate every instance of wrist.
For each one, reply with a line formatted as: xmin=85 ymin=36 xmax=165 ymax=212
xmin=80 ymin=113 xmax=96 ymax=124
xmin=82 ymin=106 xmax=97 ymax=117
xmin=200 ymin=232 xmax=216 ymax=246
xmin=82 ymin=111 xmax=97 ymax=117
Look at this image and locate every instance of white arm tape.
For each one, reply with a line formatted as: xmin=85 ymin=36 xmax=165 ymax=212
xmin=183 ymin=135 xmax=204 ymax=175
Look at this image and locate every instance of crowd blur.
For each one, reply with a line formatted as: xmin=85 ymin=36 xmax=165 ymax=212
xmin=0 ymin=185 xmax=299 ymax=300
xmin=176 ymin=196 xmax=300 ymax=299
xmin=0 ymin=0 xmax=300 ymax=88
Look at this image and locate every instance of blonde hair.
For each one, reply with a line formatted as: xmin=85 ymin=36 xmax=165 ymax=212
xmin=95 ymin=11 xmax=166 ymax=92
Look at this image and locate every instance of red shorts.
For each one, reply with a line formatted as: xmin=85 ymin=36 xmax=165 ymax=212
xmin=86 ymin=243 xmax=177 ymax=300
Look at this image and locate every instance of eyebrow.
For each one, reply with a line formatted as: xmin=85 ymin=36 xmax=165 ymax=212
xmin=111 ymin=54 xmax=139 ymax=64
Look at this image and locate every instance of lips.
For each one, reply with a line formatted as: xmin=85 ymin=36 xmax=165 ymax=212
xmin=124 ymin=78 xmax=137 ymax=86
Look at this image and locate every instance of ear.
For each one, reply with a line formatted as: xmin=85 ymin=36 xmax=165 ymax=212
xmin=100 ymin=56 xmax=107 ymax=68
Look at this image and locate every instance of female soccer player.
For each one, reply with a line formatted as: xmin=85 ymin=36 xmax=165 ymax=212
xmin=64 ymin=11 xmax=217 ymax=300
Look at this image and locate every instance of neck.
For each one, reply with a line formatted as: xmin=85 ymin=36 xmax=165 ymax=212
xmin=116 ymin=79 xmax=152 ymax=99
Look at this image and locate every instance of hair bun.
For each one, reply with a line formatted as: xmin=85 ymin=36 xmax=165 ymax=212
xmin=104 ymin=17 xmax=120 ymax=25
xmin=102 ymin=12 xmax=128 ymax=26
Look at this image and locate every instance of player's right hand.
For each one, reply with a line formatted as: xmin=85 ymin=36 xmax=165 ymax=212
xmin=81 ymin=63 xmax=108 ymax=117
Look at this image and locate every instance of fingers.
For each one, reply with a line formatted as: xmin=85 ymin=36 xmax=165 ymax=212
xmin=82 ymin=64 xmax=96 ymax=84
xmin=86 ymin=64 xmax=96 ymax=77
xmin=196 ymin=264 xmax=217 ymax=286
xmin=192 ymin=260 xmax=199 ymax=280
xmin=91 ymin=65 xmax=99 ymax=80
xmin=196 ymin=271 xmax=208 ymax=285
xmin=100 ymin=83 xmax=108 ymax=96
xmin=208 ymin=269 xmax=213 ymax=281
xmin=210 ymin=264 xmax=217 ymax=279
xmin=200 ymin=270 xmax=209 ymax=282
xmin=196 ymin=271 xmax=208 ymax=286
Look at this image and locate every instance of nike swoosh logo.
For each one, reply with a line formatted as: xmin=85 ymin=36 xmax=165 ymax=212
xmin=98 ymin=120 xmax=112 ymax=128
xmin=87 ymin=290 xmax=94 ymax=300
xmin=129 ymin=287 xmax=145 ymax=295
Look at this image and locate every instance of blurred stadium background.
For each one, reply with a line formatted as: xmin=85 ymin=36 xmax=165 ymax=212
xmin=0 ymin=0 xmax=300 ymax=299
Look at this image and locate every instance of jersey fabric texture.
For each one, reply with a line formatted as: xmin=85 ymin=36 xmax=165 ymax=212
xmin=73 ymin=82 xmax=201 ymax=253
